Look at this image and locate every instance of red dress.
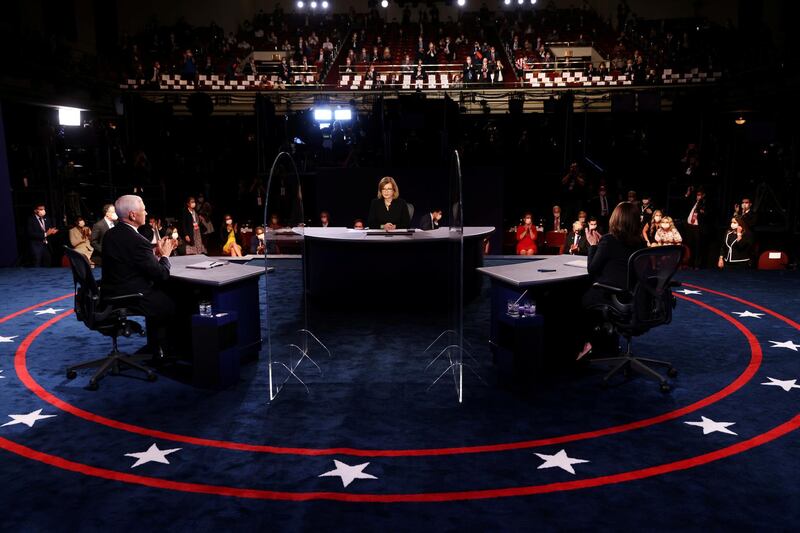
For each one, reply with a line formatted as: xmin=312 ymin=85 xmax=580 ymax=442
xmin=516 ymin=225 xmax=538 ymax=254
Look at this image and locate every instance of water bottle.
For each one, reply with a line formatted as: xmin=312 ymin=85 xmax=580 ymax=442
xmin=199 ymin=300 xmax=212 ymax=317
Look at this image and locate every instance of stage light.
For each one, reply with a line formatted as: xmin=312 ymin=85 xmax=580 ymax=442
xmin=381 ymin=0 xmax=389 ymax=7
xmin=735 ymin=116 xmax=746 ymax=125
xmin=313 ymin=107 xmax=332 ymax=121
xmin=504 ymin=0 xmax=510 ymax=4
xmin=321 ymin=1 xmax=329 ymax=8
xmin=517 ymin=0 xmax=524 ymax=4
xmin=334 ymin=108 xmax=352 ymax=121
xmin=531 ymin=0 xmax=537 ymax=4
xmin=296 ymin=0 xmax=303 ymax=7
xmin=457 ymin=0 xmax=465 ymax=5
xmin=310 ymin=1 xmax=317 ymax=8
xmin=58 ymin=107 xmax=81 ymax=126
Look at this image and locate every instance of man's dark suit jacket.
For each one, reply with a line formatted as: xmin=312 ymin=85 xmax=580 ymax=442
xmin=91 ymin=219 xmax=112 ymax=254
xmin=27 ymin=214 xmax=53 ymax=244
xmin=564 ymin=232 xmax=589 ymax=256
xmin=138 ymin=224 xmax=161 ymax=243
xmin=101 ymin=223 xmax=170 ymax=298
xmin=180 ymin=209 xmax=198 ymax=245
xmin=418 ymin=213 xmax=439 ymax=231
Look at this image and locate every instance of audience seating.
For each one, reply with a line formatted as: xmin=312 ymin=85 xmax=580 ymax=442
xmin=757 ymin=250 xmax=790 ymax=270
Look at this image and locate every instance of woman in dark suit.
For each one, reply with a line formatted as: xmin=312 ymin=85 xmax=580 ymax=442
xmin=578 ymin=201 xmax=645 ymax=359
xmin=367 ymin=176 xmax=410 ymax=230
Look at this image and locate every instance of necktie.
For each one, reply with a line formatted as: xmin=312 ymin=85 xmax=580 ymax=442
xmin=690 ymin=204 xmax=698 ymax=225
xmin=601 ymin=196 xmax=607 ymax=215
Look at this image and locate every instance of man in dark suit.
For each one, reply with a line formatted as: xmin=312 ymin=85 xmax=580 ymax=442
xmin=418 ymin=208 xmax=443 ymax=231
xmin=27 ymin=203 xmax=58 ymax=267
xmin=588 ymin=185 xmax=611 ymax=231
xmin=102 ymin=195 xmax=176 ymax=358
xmin=683 ymin=186 xmax=710 ymax=269
xmin=565 ymin=221 xmax=589 ymax=255
xmin=550 ymin=205 xmax=566 ymax=231
xmin=462 ymin=56 xmax=476 ymax=84
xmin=91 ymin=204 xmax=117 ymax=266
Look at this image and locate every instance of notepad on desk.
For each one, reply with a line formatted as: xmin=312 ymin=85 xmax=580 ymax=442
xmin=564 ymin=259 xmax=588 ymax=268
xmin=186 ymin=260 xmax=228 ymax=270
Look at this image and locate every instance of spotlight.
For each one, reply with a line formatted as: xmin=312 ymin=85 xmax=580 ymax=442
xmin=321 ymin=0 xmax=329 ymax=8
xmin=531 ymin=0 xmax=537 ymax=3
xmin=735 ymin=116 xmax=746 ymax=126
xmin=504 ymin=0 xmax=510 ymax=4
xmin=58 ymin=107 xmax=81 ymax=126
xmin=334 ymin=108 xmax=352 ymax=121
xmin=296 ymin=0 xmax=303 ymax=7
xmin=517 ymin=0 xmax=524 ymax=4
xmin=310 ymin=1 xmax=317 ymax=8
xmin=381 ymin=0 xmax=389 ymax=7
xmin=457 ymin=0 xmax=465 ymax=5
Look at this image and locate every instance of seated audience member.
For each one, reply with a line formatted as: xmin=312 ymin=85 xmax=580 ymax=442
xmin=419 ymin=208 xmax=443 ymax=230
xmin=353 ymin=219 xmax=365 ymax=230
xmin=550 ymin=205 xmax=566 ymax=231
xmin=368 ymin=176 xmax=410 ymax=230
xmin=220 ymin=214 xmax=243 ymax=257
xmin=138 ymin=216 xmax=163 ymax=245
xmin=585 ymin=216 xmax=603 ymax=246
xmin=578 ymin=202 xmax=646 ymax=359
xmin=101 ymin=195 xmax=176 ymax=359
xmin=516 ymin=212 xmax=538 ymax=255
xmin=577 ymin=210 xmax=588 ymax=227
xmin=69 ymin=217 xmax=94 ymax=265
xmin=319 ymin=211 xmax=331 ymax=228
xmin=654 ymin=216 xmax=682 ymax=246
xmin=718 ymin=215 xmax=753 ymax=269
xmin=566 ymin=221 xmax=588 ymax=255
xmin=91 ymin=203 xmax=117 ymax=266
xmin=268 ymin=213 xmax=283 ymax=230
xmin=180 ymin=196 xmax=206 ymax=255
xmin=250 ymin=226 xmax=268 ymax=255
xmin=642 ymin=209 xmax=663 ymax=246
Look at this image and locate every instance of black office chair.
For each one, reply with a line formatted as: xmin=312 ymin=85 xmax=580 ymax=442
xmin=63 ymin=247 xmax=156 ymax=390
xmin=588 ymin=245 xmax=683 ymax=392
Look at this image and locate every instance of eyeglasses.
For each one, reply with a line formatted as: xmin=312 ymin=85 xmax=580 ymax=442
xmin=382 ymin=187 xmax=394 ymax=192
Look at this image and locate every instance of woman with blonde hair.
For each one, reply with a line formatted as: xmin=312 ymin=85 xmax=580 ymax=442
xmin=220 ymin=214 xmax=243 ymax=257
xmin=653 ymin=215 xmax=682 ymax=246
xmin=367 ymin=176 xmax=410 ymax=230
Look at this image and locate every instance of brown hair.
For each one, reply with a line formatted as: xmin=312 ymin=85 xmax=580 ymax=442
xmin=609 ymin=201 xmax=644 ymax=247
xmin=376 ymin=176 xmax=399 ymax=200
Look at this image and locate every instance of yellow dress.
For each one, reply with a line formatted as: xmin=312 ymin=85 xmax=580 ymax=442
xmin=222 ymin=227 xmax=237 ymax=255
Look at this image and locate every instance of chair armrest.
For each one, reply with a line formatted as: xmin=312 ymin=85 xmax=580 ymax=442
xmin=103 ymin=293 xmax=144 ymax=303
xmin=593 ymin=282 xmax=625 ymax=294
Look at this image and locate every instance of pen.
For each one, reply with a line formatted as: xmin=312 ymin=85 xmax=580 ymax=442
xmin=538 ymin=269 xmax=556 ymax=272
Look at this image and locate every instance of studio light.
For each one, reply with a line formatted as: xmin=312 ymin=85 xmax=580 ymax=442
xmin=735 ymin=116 xmax=746 ymax=125
xmin=296 ymin=0 xmax=304 ymax=7
xmin=531 ymin=0 xmax=537 ymax=4
xmin=313 ymin=107 xmax=332 ymax=121
xmin=457 ymin=0 xmax=466 ymax=6
xmin=334 ymin=108 xmax=352 ymax=121
xmin=504 ymin=0 xmax=511 ymax=4
xmin=310 ymin=1 xmax=317 ymax=8
xmin=321 ymin=1 xmax=329 ymax=8
xmin=517 ymin=0 xmax=524 ymax=4
xmin=381 ymin=0 xmax=389 ymax=7
xmin=58 ymin=107 xmax=81 ymax=127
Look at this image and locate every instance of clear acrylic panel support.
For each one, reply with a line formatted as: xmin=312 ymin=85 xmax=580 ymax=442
xmin=263 ymin=151 xmax=331 ymax=401
xmin=424 ymin=150 xmax=470 ymax=403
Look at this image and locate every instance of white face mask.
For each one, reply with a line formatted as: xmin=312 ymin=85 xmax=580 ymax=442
xmin=78 ymin=220 xmax=85 ymax=227
xmin=109 ymin=212 xmax=118 ymax=221
xmin=172 ymin=232 xmax=179 ymax=239
xmin=730 ymin=223 xmax=739 ymax=230
xmin=226 ymin=219 xmax=232 ymax=225
xmin=257 ymin=233 xmax=265 ymax=241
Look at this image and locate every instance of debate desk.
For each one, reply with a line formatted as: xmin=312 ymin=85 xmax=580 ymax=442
xmin=167 ymin=255 xmax=264 ymax=362
xmin=478 ymin=255 xmax=592 ymax=377
xmin=298 ymin=226 xmax=495 ymax=303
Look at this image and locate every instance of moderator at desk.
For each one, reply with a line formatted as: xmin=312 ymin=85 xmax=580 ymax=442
xmin=166 ymin=255 xmax=264 ymax=369
xmin=478 ymin=255 xmax=594 ymax=377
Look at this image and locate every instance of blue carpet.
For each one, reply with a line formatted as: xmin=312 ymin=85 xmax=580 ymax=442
xmin=0 ymin=262 xmax=799 ymax=531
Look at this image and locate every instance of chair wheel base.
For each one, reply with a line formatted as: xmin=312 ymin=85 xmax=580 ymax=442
xmin=66 ymin=370 xmax=77 ymax=380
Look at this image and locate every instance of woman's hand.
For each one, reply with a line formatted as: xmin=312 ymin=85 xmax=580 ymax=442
xmin=384 ymin=222 xmax=396 ymax=231
xmin=717 ymin=257 xmax=725 ymax=269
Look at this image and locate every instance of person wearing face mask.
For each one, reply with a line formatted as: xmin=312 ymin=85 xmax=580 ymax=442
xmin=250 ymin=226 xmax=268 ymax=255
xmin=566 ymin=221 xmax=588 ymax=255
xmin=69 ymin=217 xmax=94 ymax=265
xmin=653 ymin=216 xmax=682 ymax=246
xmin=91 ymin=204 xmax=117 ymax=266
xmin=642 ymin=209 xmax=663 ymax=246
xmin=220 ymin=214 xmax=243 ymax=257
xmin=718 ymin=216 xmax=753 ymax=269
xmin=516 ymin=212 xmax=538 ymax=255
xmin=584 ymin=217 xmax=603 ymax=247
xmin=180 ymin=196 xmax=206 ymax=255
xmin=27 ymin=203 xmax=58 ymax=267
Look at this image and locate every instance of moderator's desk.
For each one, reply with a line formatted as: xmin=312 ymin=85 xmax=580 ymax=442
xmin=168 ymin=255 xmax=264 ymax=361
xmin=478 ymin=255 xmax=592 ymax=377
xmin=299 ymin=227 xmax=495 ymax=303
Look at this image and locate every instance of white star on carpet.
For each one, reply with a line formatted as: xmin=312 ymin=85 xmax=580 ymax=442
xmin=0 ymin=370 xmax=5 ymax=379
xmin=685 ymin=416 xmax=738 ymax=435
xmin=0 ymin=335 xmax=18 ymax=343
xmin=33 ymin=308 xmax=65 ymax=316
xmin=1 ymin=408 xmax=57 ymax=428
xmin=677 ymin=289 xmax=702 ymax=295
xmin=318 ymin=460 xmax=378 ymax=488
xmin=731 ymin=311 xmax=764 ymax=319
xmin=124 ymin=443 xmax=182 ymax=468
xmin=769 ymin=340 xmax=800 ymax=352
xmin=534 ymin=449 xmax=589 ymax=475
xmin=761 ymin=377 xmax=800 ymax=392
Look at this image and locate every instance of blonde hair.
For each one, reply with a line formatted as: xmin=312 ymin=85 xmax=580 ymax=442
xmin=660 ymin=215 xmax=676 ymax=231
xmin=377 ymin=176 xmax=399 ymax=200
